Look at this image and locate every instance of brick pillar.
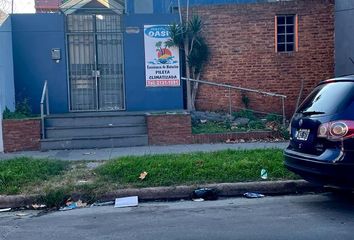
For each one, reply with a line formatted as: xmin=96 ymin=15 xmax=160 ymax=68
xmin=147 ymin=113 xmax=192 ymax=145
xmin=3 ymin=119 xmax=41 ymax=152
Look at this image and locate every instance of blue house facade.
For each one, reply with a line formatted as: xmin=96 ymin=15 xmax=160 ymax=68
xmin=1 ymin=0 xmax=338 ymax=151
xmin=7 ymin=0 xmax=275 ymax=115
xmin=9 ymin=0 xmax=189 ymax=114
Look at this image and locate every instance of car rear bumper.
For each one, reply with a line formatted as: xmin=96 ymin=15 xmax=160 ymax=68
xmin=284 ymin=148 xmax=354 ymax=188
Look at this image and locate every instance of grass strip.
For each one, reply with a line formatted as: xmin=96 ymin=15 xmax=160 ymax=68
xmin=95 ymin=149 xmax=297 ymax=188
xmin=0 ymin=149 xmax=298 ymax=201
xmin=0 ymin=157 xmax=68 ymax=194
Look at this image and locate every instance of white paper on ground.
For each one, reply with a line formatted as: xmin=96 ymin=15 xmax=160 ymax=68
xmin=0 ymin=208 xmax=11 ymax=212
xmin=114 ymin=196 xmax=139 ymax=208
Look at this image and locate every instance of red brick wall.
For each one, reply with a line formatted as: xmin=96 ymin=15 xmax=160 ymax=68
xmin=147 ymin=114 xmax=192 ymax=145
xmin=3 ymin=119 xmax=41 ymax=152
xmin=147 ymin=114 xmax=278 ymax=145
xmin=189 ymin=0 xmax=334 ymax=117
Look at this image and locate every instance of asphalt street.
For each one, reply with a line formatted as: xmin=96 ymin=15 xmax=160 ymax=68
xmin=1 ymin=193 xmax=354 ymax=240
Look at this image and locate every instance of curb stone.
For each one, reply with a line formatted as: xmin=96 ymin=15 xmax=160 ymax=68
xmin=99 ymin=180 xmax=321 ymax=201
xmin=0 ymin=180 xmax=321 ymax=209
xmin=0 ymin=195 xmax=38 ymax=209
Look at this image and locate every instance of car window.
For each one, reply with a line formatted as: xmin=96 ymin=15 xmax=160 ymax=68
xmin=297 ymin=81 xmax=354 ymax=115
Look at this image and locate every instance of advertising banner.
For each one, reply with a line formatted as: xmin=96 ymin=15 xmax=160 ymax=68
xmin=144 ymin=25 xmax=180 ymax=87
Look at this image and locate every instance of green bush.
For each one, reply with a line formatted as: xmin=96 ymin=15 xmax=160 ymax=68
xmin=278 ymin=126 xmax=291 ymax=140
xmin=39 ymin=184 xmax=99 ymax=209
xmin=192 ymin=121 xmax=232 ymax=134
xmin=233 ymin=109 xmax=257 ymax=121
xmin=241 ymin=92 xmax=250 ymax=109
xmin=266 ymin=113 xmax=283 ymax=123
xmin=2 ymin=99 xmax=36 ymax=120
xmin=248 ymin=120 xmax=266 ymax=130
xmin=39 ymin=187 xmax=71 ymax=209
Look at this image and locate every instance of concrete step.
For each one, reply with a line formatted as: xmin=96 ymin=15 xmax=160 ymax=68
xmin=45 ymin=124 xmax=147 ymax=138
xmin=46 ymin=112 xmax=147 ymax=118
xmin=45 ymin=115 xmax=146 ymax=128
xmin=42 ymin=112 xmax=149 ymax=150
xmin=40 ymin=135 xmax=148 ymax=150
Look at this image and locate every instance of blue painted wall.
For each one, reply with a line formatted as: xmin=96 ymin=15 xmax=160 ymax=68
xmin=12 ymin=14 xmax=68 ymax=114
xmin=0 ymin=16 xmax=15 ymax=152
xmin=126 ymin=0 xmax=172 ymax=14
xmin=0 ymin=17 xmax=15 ymax=112
xmin=11 ymin=13 xmax=183 ymax=113
xmin=124 ymin=14 xmax=184 ymax=111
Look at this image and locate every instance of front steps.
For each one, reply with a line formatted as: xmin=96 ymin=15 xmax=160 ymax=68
xmin=40 ymin=112 xmax=148 ymax=150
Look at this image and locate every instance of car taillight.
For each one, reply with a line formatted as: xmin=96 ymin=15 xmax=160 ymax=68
xmin=317 ymin=120 xmax=354 ymax=141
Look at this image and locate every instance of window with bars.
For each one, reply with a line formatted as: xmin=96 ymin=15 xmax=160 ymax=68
xmin=276 ymin=15 xmax=297 ymax=52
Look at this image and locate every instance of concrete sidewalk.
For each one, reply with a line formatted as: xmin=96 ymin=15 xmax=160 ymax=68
xmin=0 ymin=141 xmax=288 ymax=161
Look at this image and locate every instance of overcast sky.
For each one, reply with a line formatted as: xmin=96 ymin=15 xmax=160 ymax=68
xmin=15 ymin=0 xmax=35 ymax=13
xmin=2 ymin=0 xmax=35 ymax=13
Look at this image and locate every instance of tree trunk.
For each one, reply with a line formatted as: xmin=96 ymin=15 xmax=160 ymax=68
xmin=191 ymin=72 xmax=200 ymax=111
xmin=184 ymin=40 xmax=192 ymax=111
xmin=177 ymin=0 xmax=182 ymax=24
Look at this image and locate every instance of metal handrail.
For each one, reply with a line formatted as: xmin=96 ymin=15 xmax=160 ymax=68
xmin=40 ymin=80 xmax=49 ymax=139
xmin=181 ymin=77 xmax=287 ymax=126
xmin=181 ymin=77 xmax=287 ymax=98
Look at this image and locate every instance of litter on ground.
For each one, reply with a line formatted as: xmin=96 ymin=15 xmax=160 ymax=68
xmin=83 ymin=152 xmax=96 ymax=156
xmin=91 ymin=201 xmax=115 ymax=207
xmin=243 ymin=192 xmax=265 ymax=198
xmin=139 ymin=171 xmax=148 ymax=180
xmin=261 ymin=169 xmax=268 ymax=180
xmin=31 ymin=204 xmax=46 ymax=210
xmin=0 ymin=208 xmax=11 ymax=212
xmin=59 ymin=200 xmax=87 ymax=211
xmin=191 ymin=188 xmax=218 ymax=201
xmin=114 ymin=196 xmax=139 ymax=208
xmin=16 ymin=213 xmax=29 ymax=217
xmin=192 ymin=198 xmax=205 ymax=202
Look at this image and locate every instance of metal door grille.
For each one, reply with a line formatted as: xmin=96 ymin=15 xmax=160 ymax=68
xmin=66 ymin=14 xmax=125 ymax=111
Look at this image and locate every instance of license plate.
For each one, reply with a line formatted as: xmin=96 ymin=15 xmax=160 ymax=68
xmin=295 ymin=129 xmax=310 ymax=141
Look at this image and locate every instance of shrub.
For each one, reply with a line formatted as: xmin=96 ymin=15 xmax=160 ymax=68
xmin=248 ymin=120 xmax=266 ymax=130
xmin=233 ymin=109 xmax=257 ymax=121
xmin=266 ymin=113 xmax=283 ymax=123
xmin=2 ymin=99 xmax=35 ymax=120
xmin=241 ymin=92 xmax=250 ymax=109
xmin=39 ymin=188 xmax=71 ymax=209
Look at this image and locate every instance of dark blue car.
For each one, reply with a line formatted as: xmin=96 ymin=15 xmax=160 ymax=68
xmin=284 ymin=76 xmax=354 ymax=189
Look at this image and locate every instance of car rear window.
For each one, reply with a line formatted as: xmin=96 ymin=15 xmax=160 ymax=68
xmin=297 ymin=81 xmax=354 ymax=115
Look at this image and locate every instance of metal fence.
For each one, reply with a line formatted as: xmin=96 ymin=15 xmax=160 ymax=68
xmin=66 ymin=14 xmax=125 ymax=111
xmin=181 ymin=77 xmax=286 ymax=126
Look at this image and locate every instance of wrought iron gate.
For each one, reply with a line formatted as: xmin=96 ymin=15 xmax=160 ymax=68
xmin=66 ymin=14 xmax=125 ymax=111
